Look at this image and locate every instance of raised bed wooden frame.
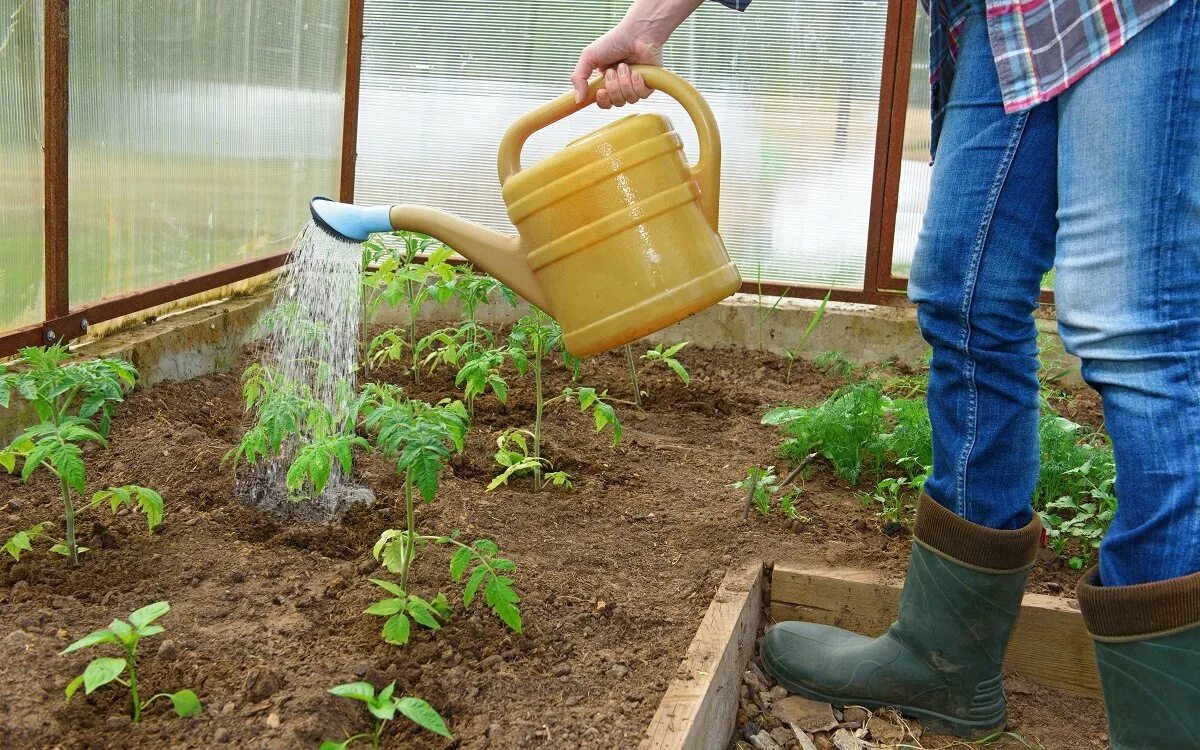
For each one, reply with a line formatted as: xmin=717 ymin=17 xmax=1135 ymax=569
xmin=641 ymin=562 xmax=1101 ymax=749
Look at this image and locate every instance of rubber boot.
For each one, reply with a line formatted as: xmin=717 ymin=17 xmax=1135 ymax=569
xmin=762 ymin=496 xmax=1041 ymax=739
xmin=1077 ymin=567 xmax=1200 ymax=750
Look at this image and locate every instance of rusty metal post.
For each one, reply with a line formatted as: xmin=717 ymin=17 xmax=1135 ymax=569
xmin=340 ymin=0 xmax=365 ymax=203
xmin=43 ymin=0 xmax=70 ymax=334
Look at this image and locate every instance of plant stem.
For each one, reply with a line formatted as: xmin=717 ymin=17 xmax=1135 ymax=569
xmin=624 ymin=345 xmax=642 ymax=408
xmin=372 ymin=718 xmax=384 ymax=750
xmin=60 ymin=476 xmax=78 ymax=565
xmin=400 ymin=474 xmax=416 ymax=594
xmin=533 ymin=344 xmax=544 ymax=493
xmin=127 ymin=648 xmax=141 ymax=722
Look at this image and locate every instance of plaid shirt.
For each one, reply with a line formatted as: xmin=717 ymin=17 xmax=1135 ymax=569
xmin=715 ymin=0 xmax=1178 ymax=153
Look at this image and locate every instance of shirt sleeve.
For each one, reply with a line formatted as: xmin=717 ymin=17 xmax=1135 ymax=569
xmin=711 ymin=0 xmax=750 ymax=9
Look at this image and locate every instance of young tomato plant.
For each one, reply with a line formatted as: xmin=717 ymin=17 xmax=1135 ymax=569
xmin=363 ymin=233 xmax=457 ymax=383
xmin=488 ymin=429 xmax=571 ymax=491
xmin=0 ymin=345 xmax=163 ymax=565
xmin=321 ymin=681 xmax=450 ymax=750
xmin=361 ymin=390 xmax=522 ymax=644
xmin=505 ymin=310 xmax=621 ymax=491
xmin=224 ymin=364 xmax=368 ymax=501
xmin=62 ymin=601 xmax=200 ymax=722
xmin=629 ymin=341 xmax=691 ymax=405
xmin=732 ymin=466 xmax=802 ymax=519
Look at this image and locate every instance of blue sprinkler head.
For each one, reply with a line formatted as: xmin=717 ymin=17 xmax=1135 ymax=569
xmin=309 ymin=197 xmax=393 ymax=242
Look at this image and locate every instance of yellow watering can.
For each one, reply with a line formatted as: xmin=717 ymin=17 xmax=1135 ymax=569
xmin=311 ymin=65 xmax=741 ymax=357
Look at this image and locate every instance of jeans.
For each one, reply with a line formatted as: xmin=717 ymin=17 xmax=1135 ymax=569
xmin=908 ymin=0 xmax=1200 ymax=587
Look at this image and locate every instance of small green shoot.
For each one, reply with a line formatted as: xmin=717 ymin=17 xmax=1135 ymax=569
xmin=488 ymin=429 xmax=571 ymax=491
xmin=321 ymin=681 xmax=450 ymax=750
xmin=783 ymin=291 xmax=832 ymax=383
xmin=61 ymin=601 xmax=200 ymax=722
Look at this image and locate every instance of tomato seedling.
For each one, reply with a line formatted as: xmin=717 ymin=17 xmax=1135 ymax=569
xmin=225 ymin=363 xmax=368 ymax=501
xmin=321 ymin=681 xmax=450 ymax=749
xmin=62 ymin=601 xmax=200 ymax=722
xmin=0 ymin=345 xmax=164 ymax=564
xmin=505 ymin=310 xmax=621 ymax=491
xmin=361 ymin=389 xmax=523 ymax=643
xmin=363 ymin=233 xmax=457 ymax=383
xmin=488 ymin=428 xmax=571 ymax=491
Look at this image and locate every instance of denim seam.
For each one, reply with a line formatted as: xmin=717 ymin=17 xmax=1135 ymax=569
xmin=954 ymin=110 xmax=1031 ymax=520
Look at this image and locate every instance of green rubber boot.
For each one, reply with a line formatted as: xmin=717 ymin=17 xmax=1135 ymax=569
xmin=1078 ymin=567 xmax=1200 ymax=750
xmin=762 ymin=496 xmax=1041 ymax=739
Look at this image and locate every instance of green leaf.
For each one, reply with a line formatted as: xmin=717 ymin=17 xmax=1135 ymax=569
xmin=494 ymin=599 xmax=523 ymax=634
xmin=3 ymin=523 xmax=43 ymax=560
xmin=377 ymin=681 xmax=396 ymax=704
xmin=328 ymin=682 xmax=377 ymax=703
xmin=61 ymin=628 xmax=117 ymax=655
xmin=397 ymin=697 xmax=452 ymax=738
xmin=170 ymin=689 xmax=202 ymax=718
xmin=407 ymin=597 xmax=442 ymax=630
xmin=128 ymin=601 xmax=170 ymax=629
xmin=431 ymin=592 xmax=453 ymax=619
xmin=663 ymin=341 xmax=689 ymax=358
xmin=64 ymin=673 xmax=86 ymax=700
xmin=449 ymin=546 xmax=472 ymax=582
xmin=52 ymin=443 xmax=86 ymax=494
xmin=666 ymin=358 xmax=690 ymax=386
xmin=109 ymin=619 xmax=134 ymax=642
xmin=128 ymin=487 xmax=164 ymax=532
xmin=409 ymin=454 xmax=442 ymax=502
xmin=136 ymin=624 xmax=165 ymax=638
xmin=82 ymin=657 xmax=127 ymax=694
xmin=50 ymin=543 xmax=89 ymax=557
xmin=0 ymin=450 xmax=14 ymax=474
xmin=364 ymin=598 xmax=406 ymax=617
xmin=319 ymin=741 xmax=350 ymax=750
xmin=381 ymin=613 xmax=411 ymax=646
xmin=370 ymin=578 xmax=407 ymax=597
xmin=463 ymin=565 xmax=488 ymax=608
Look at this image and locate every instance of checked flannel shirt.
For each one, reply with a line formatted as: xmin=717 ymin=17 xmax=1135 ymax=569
xmin=715 ymin=0 xmax=1178 ymax=155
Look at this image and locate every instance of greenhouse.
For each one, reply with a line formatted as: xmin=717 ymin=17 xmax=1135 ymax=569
xmin=1 ymin=1 xmax=1196 ymax=749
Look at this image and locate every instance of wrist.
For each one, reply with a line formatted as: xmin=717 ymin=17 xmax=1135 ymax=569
xmin=622 ymin=0 xmax=703 ymax=47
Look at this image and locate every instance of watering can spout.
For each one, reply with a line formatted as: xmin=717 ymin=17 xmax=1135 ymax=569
xmin=309 ymin=197 xmax=549 ymax=311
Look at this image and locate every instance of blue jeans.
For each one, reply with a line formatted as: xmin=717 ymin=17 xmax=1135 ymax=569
xmin=909 ymin=0 xmax=1200 ymax=587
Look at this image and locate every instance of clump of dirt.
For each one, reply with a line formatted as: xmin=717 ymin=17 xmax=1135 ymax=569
xmin=0 ymin=334 xmax=1107 ymax=749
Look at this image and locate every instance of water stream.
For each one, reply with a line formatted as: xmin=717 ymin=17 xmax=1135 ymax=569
xmin=240 ymin=220 xmax=374 ymax=522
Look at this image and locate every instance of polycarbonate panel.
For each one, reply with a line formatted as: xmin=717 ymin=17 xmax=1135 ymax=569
xmin=0 ymin=0 xmax=45 ymax=330
xmin=358 ymin=0 xmax=888 ymax=289
xmin=68 ymin=0 xmax=349 ymax=307
xmin=892 ymin=9 xmax=932 ymax=277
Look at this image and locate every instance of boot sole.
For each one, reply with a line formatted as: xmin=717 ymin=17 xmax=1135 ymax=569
xmin=763 ymin=651 xmax=1005 ymax=741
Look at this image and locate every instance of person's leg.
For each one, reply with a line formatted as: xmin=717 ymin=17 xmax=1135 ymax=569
xmin=761 ymin=4 xmax=1055 ymax=738
xmin=906 ymin=16 xmax=1057 ymax=531
xmin=1056 ymin=2 xmax=1200 ymax=746
xmin=1055 ymin=0 xmax=1200 ymax=590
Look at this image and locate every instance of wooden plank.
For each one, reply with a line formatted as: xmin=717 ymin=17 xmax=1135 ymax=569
xmin=770 ymin=565 xmax=1101 ymax=698
xmin=642 ymin=562 xmax=764 ymax=750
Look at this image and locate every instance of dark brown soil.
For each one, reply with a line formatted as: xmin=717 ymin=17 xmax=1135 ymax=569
xmin=0 ymin=335 xmax=1106 ymax=749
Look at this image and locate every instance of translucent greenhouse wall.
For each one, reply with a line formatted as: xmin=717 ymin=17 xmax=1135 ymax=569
xmin=356 ymin=0 xmax=888 ymax=290
xmin=891 ymin=9 xmax=932 ymax=277
xmin=66 ymin=0 xmax=349 ymax=308
xmin=0 ymin=0 xmax=45 ymax=331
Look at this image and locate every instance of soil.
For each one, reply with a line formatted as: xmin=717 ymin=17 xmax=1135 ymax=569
xmin=0 ymin=331 xmax=1107 ymax=749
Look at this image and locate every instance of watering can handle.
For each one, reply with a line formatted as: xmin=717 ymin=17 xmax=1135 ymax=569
xmin=496 ymin=65 xmax=722 ymax=230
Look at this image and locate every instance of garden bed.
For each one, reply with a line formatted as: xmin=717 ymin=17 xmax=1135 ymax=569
xmin=0 ymin=332 xmax=1108 ymax=749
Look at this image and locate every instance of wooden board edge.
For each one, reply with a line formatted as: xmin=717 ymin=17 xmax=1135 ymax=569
xmin=641 ymin=561 xmax=764 ymax=750
xmin=769 ymin=564 xmax=1101 ymax=698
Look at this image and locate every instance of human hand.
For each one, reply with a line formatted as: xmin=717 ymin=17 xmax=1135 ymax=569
xmin=570 ymin=0 xmax=703 ymax=108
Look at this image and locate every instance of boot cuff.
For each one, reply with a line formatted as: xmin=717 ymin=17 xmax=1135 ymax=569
xmin=1077 ymin=566 xmax=1200 ymax=641
xmin=914 ymin=494 xmax=1041 ymax=572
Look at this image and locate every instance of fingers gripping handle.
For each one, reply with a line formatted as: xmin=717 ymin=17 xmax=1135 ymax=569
xmin=495 ymin=65 xmax=722 ymax=230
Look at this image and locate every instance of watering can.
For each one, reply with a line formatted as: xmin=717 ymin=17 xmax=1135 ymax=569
xmin=311 ymin=65 xmax=741 ymax=358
